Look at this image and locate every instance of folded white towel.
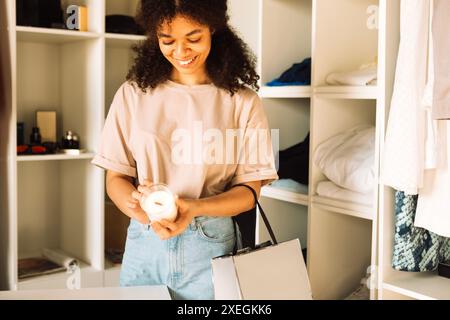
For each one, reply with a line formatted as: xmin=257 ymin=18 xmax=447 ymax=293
xmin=326 ymin=62 xmax=377 ymax=86
xmin=316 ymin=181 xmax=373 ymax=206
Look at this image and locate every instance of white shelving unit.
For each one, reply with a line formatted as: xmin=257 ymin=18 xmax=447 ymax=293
xmin=3 ymin=0 xmax=447 ymax=300
xmin=2 ymin=0 xmax=143 ymax=291
xmin=307 ymin=0 xmax=381 ymax=300
xmin=233 ymin=0 xmax=378 ymax=300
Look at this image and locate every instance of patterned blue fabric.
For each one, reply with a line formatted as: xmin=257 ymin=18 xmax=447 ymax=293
xmin=393 ymin=191 xmax=450 ymax=271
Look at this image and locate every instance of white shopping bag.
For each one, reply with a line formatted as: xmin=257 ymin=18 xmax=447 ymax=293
xmin=212 ymin=238 xmax=312 ymax=300
xmin=211 ymin=184 xmax=312 ymax=300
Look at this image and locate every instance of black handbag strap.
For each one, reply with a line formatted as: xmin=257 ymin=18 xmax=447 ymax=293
xmin=233 ymin=183 xmax=278 ymax=245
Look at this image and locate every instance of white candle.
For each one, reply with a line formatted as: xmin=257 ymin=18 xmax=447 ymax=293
xmin=140 ymin=184 xmax=178 ymax=222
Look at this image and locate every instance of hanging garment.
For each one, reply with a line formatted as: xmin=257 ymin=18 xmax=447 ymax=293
xmin=392 ymin=191 xmax=448 ymax=272
xmin=431 ymin=0 xmax=450 ymax=120
xmin=421 ymin=1 xmax=439 ymax=170
xmin=416 ymin=5 xmax=450 ymax=237
xmin=382 ymin=0 xmax=430 ymax=195
xmin=415 ymin=122 xmax=450 ymax=237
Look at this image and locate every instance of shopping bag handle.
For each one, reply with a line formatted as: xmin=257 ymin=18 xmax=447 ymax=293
xmin=233 ymin=183 xmax=278 ymax=245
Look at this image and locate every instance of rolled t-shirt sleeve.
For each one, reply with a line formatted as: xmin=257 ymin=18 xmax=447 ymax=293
xmin=230 ymin=92 xmax=279 ymax=187
xmin=91 ymin=83 xmax=137 ymax=178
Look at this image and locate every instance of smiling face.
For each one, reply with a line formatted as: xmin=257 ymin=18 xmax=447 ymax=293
xmin=157 ymin=15 xmax=212 ymax=84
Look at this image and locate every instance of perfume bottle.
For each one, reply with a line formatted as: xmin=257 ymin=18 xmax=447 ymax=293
xmin=140 ymin=184 xmax=178 ymax=222
xmin=61 ymin=131 xmax=80 ymax=149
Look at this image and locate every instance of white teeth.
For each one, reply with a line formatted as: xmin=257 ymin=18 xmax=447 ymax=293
xmin=179 ymin=57 xmax=196 ymax=66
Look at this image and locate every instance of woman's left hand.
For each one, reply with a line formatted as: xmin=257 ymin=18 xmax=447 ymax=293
xmin=151 ymin=196 xmax=199 ymax=240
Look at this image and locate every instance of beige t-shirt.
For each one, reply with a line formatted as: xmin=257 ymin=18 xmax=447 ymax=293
xmin=92 ymin=80 xmax=278 ymax=199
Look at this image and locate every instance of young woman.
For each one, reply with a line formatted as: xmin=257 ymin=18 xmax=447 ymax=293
xmin=92 ymin=0 xmax=278 ymax=300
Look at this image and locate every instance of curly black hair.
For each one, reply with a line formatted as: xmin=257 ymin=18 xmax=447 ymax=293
xmin=126 ymin=0 xmax=259 ymax=95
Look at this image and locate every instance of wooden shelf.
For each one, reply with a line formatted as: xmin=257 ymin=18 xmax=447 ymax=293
xmin=105 ymin=33 xmax=147 ymax=48
xmin=16 ymin=26 xmax=100 ymax=44
xmin=17 ymin=153 xmax=95 ymax=162
xmin=259 ymin=86 xmax=312 ymax=98
xmin=261 ymin=185 xmax=309 ymax=206
xmin=311 ymin=195 xmax=373 ymax=220
xmin=314 ymin=86 xmax=378 ymax=99
xmin=383 ymin=271 xmax=450 ymax=300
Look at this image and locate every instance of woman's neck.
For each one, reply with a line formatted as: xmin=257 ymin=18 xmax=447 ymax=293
xmin=170 ymin=69 xmax=211 ymax=86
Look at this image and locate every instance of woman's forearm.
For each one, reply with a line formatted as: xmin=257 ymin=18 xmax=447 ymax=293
xmin=106 ymin=171 xmax=150 ymax=225
xmin=195 ymin=181 xmax=262 ymax=218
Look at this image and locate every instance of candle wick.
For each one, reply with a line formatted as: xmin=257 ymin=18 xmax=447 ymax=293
xmin=155 ymin=201 xmax=164 ymax=206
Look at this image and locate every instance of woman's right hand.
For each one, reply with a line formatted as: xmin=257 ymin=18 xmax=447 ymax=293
xmin=126 ymin=179 xmax=153 ymax=225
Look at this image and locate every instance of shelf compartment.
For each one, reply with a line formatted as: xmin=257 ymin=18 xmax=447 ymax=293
xmin=312 ymin=195 xmax=373 ymax=220
xmin=257 ymin=197 xmax=308 ymax=249
xmin=260 ymin=0 xmax=312 ymax=85
xmin=307 ymin=203 xmax=372 ymax=299
xmin=17 ymin=160 xmax=104 ymax=283
xmin=16 ymin=26 xmax=100 ymax=44
xmin=259 ymin=86 xmax=312 ymax=98
xmin=262 ymin=98 xmax=310 ymax=152
xmin=17 ymin=31 xmax=103 ymax=155
xmin=17 ymin=153 xmax=95 ymax=162
xmin=383 ymin=271 xmax=450 ymax=300
xmin=312 ymin=0 xmax=379 ymax=87
xmin=314 ymin=85 xmax=378 ymax=99
xmin=261 ymin=185 xmax=308 ymax=206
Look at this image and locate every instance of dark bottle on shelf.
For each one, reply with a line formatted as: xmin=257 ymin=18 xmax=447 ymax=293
xmin=30 ymin=127 xmax=42 ymax=145
xmin=17 ymin=122 xmax=25 ymax=146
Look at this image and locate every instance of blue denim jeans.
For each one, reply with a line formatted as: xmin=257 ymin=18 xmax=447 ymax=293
xmin=119 ymin=216 xmax=236 ymax=300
